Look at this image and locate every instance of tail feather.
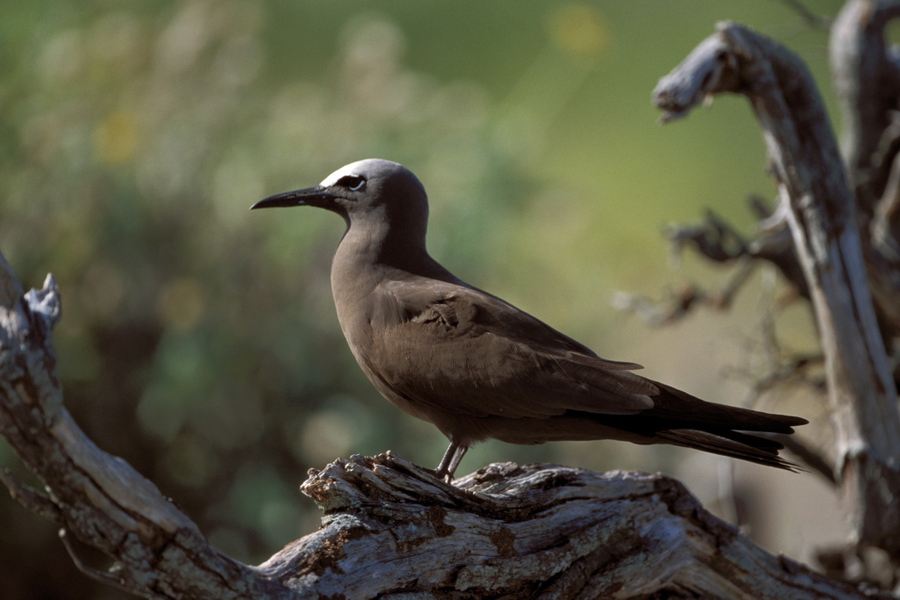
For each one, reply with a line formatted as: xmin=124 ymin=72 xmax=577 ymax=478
xmin=698 ymin=427 xmax=786 ymax=451
xmin=655 ymin=429 xmax=802 ymax=472
xmin=649 ymin=381 xmax=807 ymax=433
xmin=589 ymin=381 xmax=808 ymax=471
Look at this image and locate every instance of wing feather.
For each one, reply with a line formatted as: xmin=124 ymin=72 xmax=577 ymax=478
xmin=367 ymin=279 xmax=655 ymax=420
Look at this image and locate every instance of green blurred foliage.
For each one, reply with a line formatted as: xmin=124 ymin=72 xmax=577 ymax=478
xmin=0 ymin=1 xmax=842 ymax=597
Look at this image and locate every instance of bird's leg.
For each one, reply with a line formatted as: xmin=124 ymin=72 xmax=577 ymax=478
xmin=435 ymin=441 xmax=468 ymax=482
xmin=435 ymin=441 xmax=458 ymax=481
xmin=445 ymin=443 xmax=468 ymax=480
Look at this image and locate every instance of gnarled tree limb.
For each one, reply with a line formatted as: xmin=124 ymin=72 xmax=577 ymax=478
xmin=653 ymin=20 xmax=900 ymax=559
xmin=832 ymin=0 xmax=900 ymax=338
xmin=263 ymin=454 xmax=891 ymax=599
xmin=0 ymin=254 xmax=296 ymax=600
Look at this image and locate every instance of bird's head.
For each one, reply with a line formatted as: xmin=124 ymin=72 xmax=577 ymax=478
xmin=251 ymin=159 xmax=429 ymax=238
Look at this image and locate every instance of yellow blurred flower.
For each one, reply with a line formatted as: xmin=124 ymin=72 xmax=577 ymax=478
xmin=548 ymin=4 xmax=609 ymax=56
xmin=94 ymin=111 xmax=139 ymax=164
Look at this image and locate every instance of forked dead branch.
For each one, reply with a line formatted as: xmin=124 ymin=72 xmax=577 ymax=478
xmin=651 ymin=12 xmax=900 ymax=578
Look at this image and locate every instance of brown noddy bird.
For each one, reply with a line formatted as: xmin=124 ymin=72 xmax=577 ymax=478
xmin=252 ymin=159 xmax=807 ymax=480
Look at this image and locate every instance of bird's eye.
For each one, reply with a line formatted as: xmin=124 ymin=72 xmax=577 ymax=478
xmin=337 ymin=175 xmax=366 ymax=191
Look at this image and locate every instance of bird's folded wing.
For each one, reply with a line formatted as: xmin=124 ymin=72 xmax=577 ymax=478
xmin=369 ymin=279 xmax=657 ymax=419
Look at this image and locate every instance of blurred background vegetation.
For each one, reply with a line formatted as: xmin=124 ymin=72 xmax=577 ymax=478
xmin=0 ymin=1 xmax=848 ymax=598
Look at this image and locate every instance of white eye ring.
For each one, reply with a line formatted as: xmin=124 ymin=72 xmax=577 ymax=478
xmin=334 ymin=175 xmax=366 ymax=191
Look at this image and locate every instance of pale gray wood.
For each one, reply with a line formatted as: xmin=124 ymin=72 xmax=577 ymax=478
xmin=653 ymin=20 xmax=900 ymax=558
xmin=262 ymin=453 xmax=885 ymax=599
xmin=832 ymin=0 xmax=900 ymax=339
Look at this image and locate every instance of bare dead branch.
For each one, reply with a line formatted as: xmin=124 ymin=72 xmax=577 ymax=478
xmin=831 ymin=0 xmax=900 ymax=204
xmin=614 ymin=199 xmax=808 ymax=327
xmin=0 ymin=254 xmax=297 ymax=600
xmin=0 ymin=467 xmax=63 ymax=524
xmin=832 ymin=0 xmax=900 ymax=338
xmin=260 ymin=453 xmax=887 ymax=599
xmin=666 ymin=209 xmax=749 ymax=262
xmin=58 ymin=529 xmax=136 ymax=593
xmin=654 ymin=20 xmax=900 ymax=558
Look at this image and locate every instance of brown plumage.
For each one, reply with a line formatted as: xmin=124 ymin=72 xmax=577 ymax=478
xmin=252 ymin=159 xmax=807 ymax=480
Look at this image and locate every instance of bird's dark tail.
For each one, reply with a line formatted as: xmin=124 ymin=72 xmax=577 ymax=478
xmin=605 ymin=380 xmax=808 ymax=471
xmin=649 ymin=381 xmax=807 ymax=433
xmin=654 ymin=428 xmax=802 ymax=471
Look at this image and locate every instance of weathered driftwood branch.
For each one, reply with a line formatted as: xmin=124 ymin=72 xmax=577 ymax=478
xmin=832 ymin=0 xmax=900 ymax=338
xmin=831 ymin=0 xmax=900 ymax=204
xmin=644 ymin=1 xmax=900 ymax=342
xmin=264 ymin=453 xmax=893 ymax=599
xmin=0 ymin=254 xmax=295 ymax=600
xmin=653 ymin=20 xmax=900 ymax=558
xmin=1 ymin=254 xmax=886 ymax=598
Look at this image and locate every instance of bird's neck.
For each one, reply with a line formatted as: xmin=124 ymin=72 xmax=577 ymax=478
xmin=330 ymin=223 xmax=454 ymax=360
xmin=332 ymin=223 xmax=450 ymax=284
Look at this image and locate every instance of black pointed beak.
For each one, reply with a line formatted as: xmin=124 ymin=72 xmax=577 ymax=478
xmin=250 ymin=185 xmax=336 ymax=210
